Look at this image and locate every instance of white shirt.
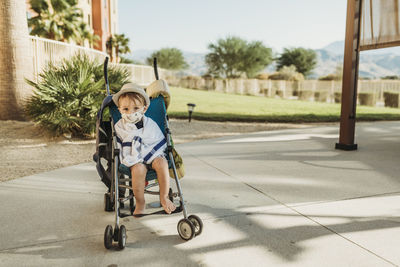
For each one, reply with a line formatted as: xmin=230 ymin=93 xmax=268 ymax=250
xmin=114 ymin=115 xmax=166 ymax=167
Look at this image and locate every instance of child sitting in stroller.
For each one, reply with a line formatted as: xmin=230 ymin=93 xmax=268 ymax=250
xmin=112 ymin=83 xmax=176 ymax=215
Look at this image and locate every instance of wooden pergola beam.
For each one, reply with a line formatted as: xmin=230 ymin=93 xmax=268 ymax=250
xmin=336 ymin=0 xmax=363 ymax=151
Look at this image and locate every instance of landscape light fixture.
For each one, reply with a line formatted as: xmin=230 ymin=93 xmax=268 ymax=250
xmin=187 ymin=103 xmax=196 ymax=122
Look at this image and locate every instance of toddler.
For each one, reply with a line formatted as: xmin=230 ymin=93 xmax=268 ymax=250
xmin=112 ymin=83 xmax=176 ymax=216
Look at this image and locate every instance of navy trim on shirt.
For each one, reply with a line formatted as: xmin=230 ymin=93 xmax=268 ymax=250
xmin=143 ymin=139 xmax=167 ymax=162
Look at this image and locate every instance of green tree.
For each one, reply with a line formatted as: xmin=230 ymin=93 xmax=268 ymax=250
xmin=146 ymin=48 xmax=188 ymax=70
xmin=109 ymin=33 xmax=131 ymax=62
xmin=119 ymin=56 xmax=135 ymax=64
xmin=205 ymin=36 xmax=272 ymax=78
xmin=276 ymin=47 xmax=317 ymax=77
xmin=76 ymin=21 xmax=99 ymax=47
xmin=28 ymin=0 xmax=94 ymax=43
xmin=240 ymin=41 xmax=273 ymax=78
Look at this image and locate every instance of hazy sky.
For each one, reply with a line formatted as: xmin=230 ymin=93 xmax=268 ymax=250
xmin=118 ymin=0 xmax=347 ymax=53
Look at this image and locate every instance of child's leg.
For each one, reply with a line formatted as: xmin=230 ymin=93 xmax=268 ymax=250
xmin=130 ymin=163 xmax=147 ymax=215
xmin=152 ymin=157 xmax=176 ymax=214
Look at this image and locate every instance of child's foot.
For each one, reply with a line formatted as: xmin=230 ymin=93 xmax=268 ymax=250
xmin=161 ymin=197 xmax=176 ymax=214
xmin=133 ymin=201 xmax=145 ymax=217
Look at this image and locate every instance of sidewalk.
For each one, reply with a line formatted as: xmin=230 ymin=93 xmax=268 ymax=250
xmin=0 ymin=121 xmax=399 ymax=266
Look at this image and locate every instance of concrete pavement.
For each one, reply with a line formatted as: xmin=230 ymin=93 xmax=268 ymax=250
xmin=0 ymin=121 xmax=399 ymax=266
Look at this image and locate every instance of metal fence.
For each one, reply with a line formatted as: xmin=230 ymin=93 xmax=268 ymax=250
xmin=171 ymin=77 xmax=400 ymax=107
xmin=30 ymin=36 xmax=107 ymax=81
xmin=119 ymin=63 xmax=175 ymax=86
xmin=29 ymin=36 xmax=173 ymax=86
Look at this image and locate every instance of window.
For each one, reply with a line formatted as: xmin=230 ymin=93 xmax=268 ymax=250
xmin=104 ymin=0 xmax=107 ymax=8
xmin=104 ymin=18 xmax=108 ymax=32
xmin=88 ymin=14 xmax=91 ymax=27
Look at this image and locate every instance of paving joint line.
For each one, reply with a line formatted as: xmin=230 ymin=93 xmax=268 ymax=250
xmin=184 ymin=150 xmax=398 ymax=266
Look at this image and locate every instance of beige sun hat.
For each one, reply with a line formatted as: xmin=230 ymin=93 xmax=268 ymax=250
xmin=112 ymin=83 xmax=150 ymax=107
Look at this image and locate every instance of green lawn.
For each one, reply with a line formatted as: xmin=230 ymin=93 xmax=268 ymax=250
xmin=167 ymin=87 xmax=400 ymax=122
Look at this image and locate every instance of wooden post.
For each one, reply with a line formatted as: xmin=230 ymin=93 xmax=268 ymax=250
xmin=336 ymin=0 xmax=362 ymax=151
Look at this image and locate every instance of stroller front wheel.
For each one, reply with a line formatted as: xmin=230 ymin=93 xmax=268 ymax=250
xmin=177 ymin=219 xmax=195 ymax=241
xmin=118 ymin=225 xmax=127 ymax=249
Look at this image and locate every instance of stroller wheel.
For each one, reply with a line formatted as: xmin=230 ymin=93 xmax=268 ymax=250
xmin=104 ymin=193 xmax=114 ymax=212
xmin=104 ymin=225 xmax=113 ymax=249
xmin=177 ymin=219 xmax=195 ymax=241
xmin=118 ymin=225 xmax=127 ymax=249
xmin=188 ymin=215 xmax=203 ymax=236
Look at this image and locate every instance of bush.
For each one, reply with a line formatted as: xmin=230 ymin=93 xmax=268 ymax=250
xmin=255 ymin=73 xmax=270 ymax=80
xmin=269 ymin=65 xmax=304 ymax=81
xmin=25 ymin=53 xmax=130 ymax=138
xmin=319 ymin=74 xmax=339 ymax=81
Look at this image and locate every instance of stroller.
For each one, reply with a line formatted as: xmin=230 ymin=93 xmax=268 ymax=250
xmin=93 ymin=57 xmax=203 ymax=249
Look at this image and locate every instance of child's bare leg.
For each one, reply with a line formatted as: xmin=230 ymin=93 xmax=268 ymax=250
xmin=152 ymin=157 xmax=176 ymax=214
xmin=131 ymin=163 xmax=147 ymax=215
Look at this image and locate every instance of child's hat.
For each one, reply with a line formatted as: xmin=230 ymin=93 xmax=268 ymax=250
xmin=112 ymin=83 xmax=150 ymax=106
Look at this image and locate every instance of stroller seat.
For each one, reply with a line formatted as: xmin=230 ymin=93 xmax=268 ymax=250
xmin=110 ymin=95 xmax=172 ymax=182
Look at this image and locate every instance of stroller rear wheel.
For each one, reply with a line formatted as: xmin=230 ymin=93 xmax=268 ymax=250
xmin=177 ymin=219 xmax=195 ymax=240
xmin=104 ymin=193 xmax=114 ymax=212
xmin=188 ymin=215 xmax=203 ymax=236
xmin=104 ymin=225 xmax=113 ymax=249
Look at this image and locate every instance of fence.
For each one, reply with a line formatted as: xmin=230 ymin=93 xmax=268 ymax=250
xmin=29 ymin=36 xmax=173 ymax=86
xmin=30 ymin=36 xmax=107 ymax=82
xmin=28 ymin=37 xmax=400 ymax=108
xmin=119 ymin=63 xmax=175 ymax=86
xmin=171 ymin=76 xmax=400 ymax=107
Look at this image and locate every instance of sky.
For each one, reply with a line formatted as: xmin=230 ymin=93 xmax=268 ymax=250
xmin=118 ymin=0 xmax=347 ymax=54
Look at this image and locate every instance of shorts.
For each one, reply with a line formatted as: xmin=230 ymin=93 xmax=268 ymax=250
xmin=145 ymin=154 xmax=167 ymax=170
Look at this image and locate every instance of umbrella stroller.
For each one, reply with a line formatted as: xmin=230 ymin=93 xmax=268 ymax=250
xmin=93 ymin=57 xmax=203 ymax=249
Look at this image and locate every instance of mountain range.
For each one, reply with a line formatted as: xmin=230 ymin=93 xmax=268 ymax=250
xmin=129 ymin=41 xmax=400 ymax=79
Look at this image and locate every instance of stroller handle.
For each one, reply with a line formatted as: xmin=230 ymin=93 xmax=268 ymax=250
xmin=153 ymin=57 xmax=159 ymax=80
xmin=104 ymin=57 xmax=111 ymax=95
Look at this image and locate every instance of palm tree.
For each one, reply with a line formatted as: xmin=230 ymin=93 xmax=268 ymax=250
xmin=76 ymin=22 xmax=99 ymax=47
xmin=28 ymin=0 xmax=84 ymax=42
xmin=112 ymin=34 xmax=131 ymax=62
xmin=0 ymin=0 xmax=33 ymax=120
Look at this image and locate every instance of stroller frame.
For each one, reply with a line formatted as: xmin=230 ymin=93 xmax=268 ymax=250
xmin=94 ymin=57 xmax=203 ymax=250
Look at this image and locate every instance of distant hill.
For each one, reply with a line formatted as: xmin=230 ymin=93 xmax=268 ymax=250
xmin=313 ymin=42 xmax=400 ymax=79
xmin=129 ymin=42 xmax=400 ymax=79
xmin=129 ymin=49 xmax=207 ymax=76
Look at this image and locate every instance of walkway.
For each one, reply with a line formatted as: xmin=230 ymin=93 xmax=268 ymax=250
xmin=0 ymin=121 xmax=399 ymax=266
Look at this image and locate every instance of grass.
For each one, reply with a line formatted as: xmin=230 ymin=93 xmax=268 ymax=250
xmin=167 ymin=87 xmax=400 ymax=122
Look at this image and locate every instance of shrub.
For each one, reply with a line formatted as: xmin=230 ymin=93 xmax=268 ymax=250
xmin=269 ymin=65 xmax=304 ymax=81
xmin=25 ymin=53 xmax=130 ymax=138
xmin=255 ymin=73 xmax=270 ymax=80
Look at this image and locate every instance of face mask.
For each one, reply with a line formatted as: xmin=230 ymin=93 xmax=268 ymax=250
xmin=121 ymin=108 xmax=144 ymax=124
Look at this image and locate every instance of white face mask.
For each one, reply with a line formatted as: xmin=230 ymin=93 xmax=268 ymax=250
xmin=121 ymin=108 xmax=144 ymax=124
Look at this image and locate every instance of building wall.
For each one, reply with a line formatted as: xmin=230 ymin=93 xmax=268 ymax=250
xmin=92 ymin=0 xmax=118 ymax=53
xmin=77 ymin=0 xmax=93 ymax=48
xmin=25 ymin=0 xmax=119 ymax=52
